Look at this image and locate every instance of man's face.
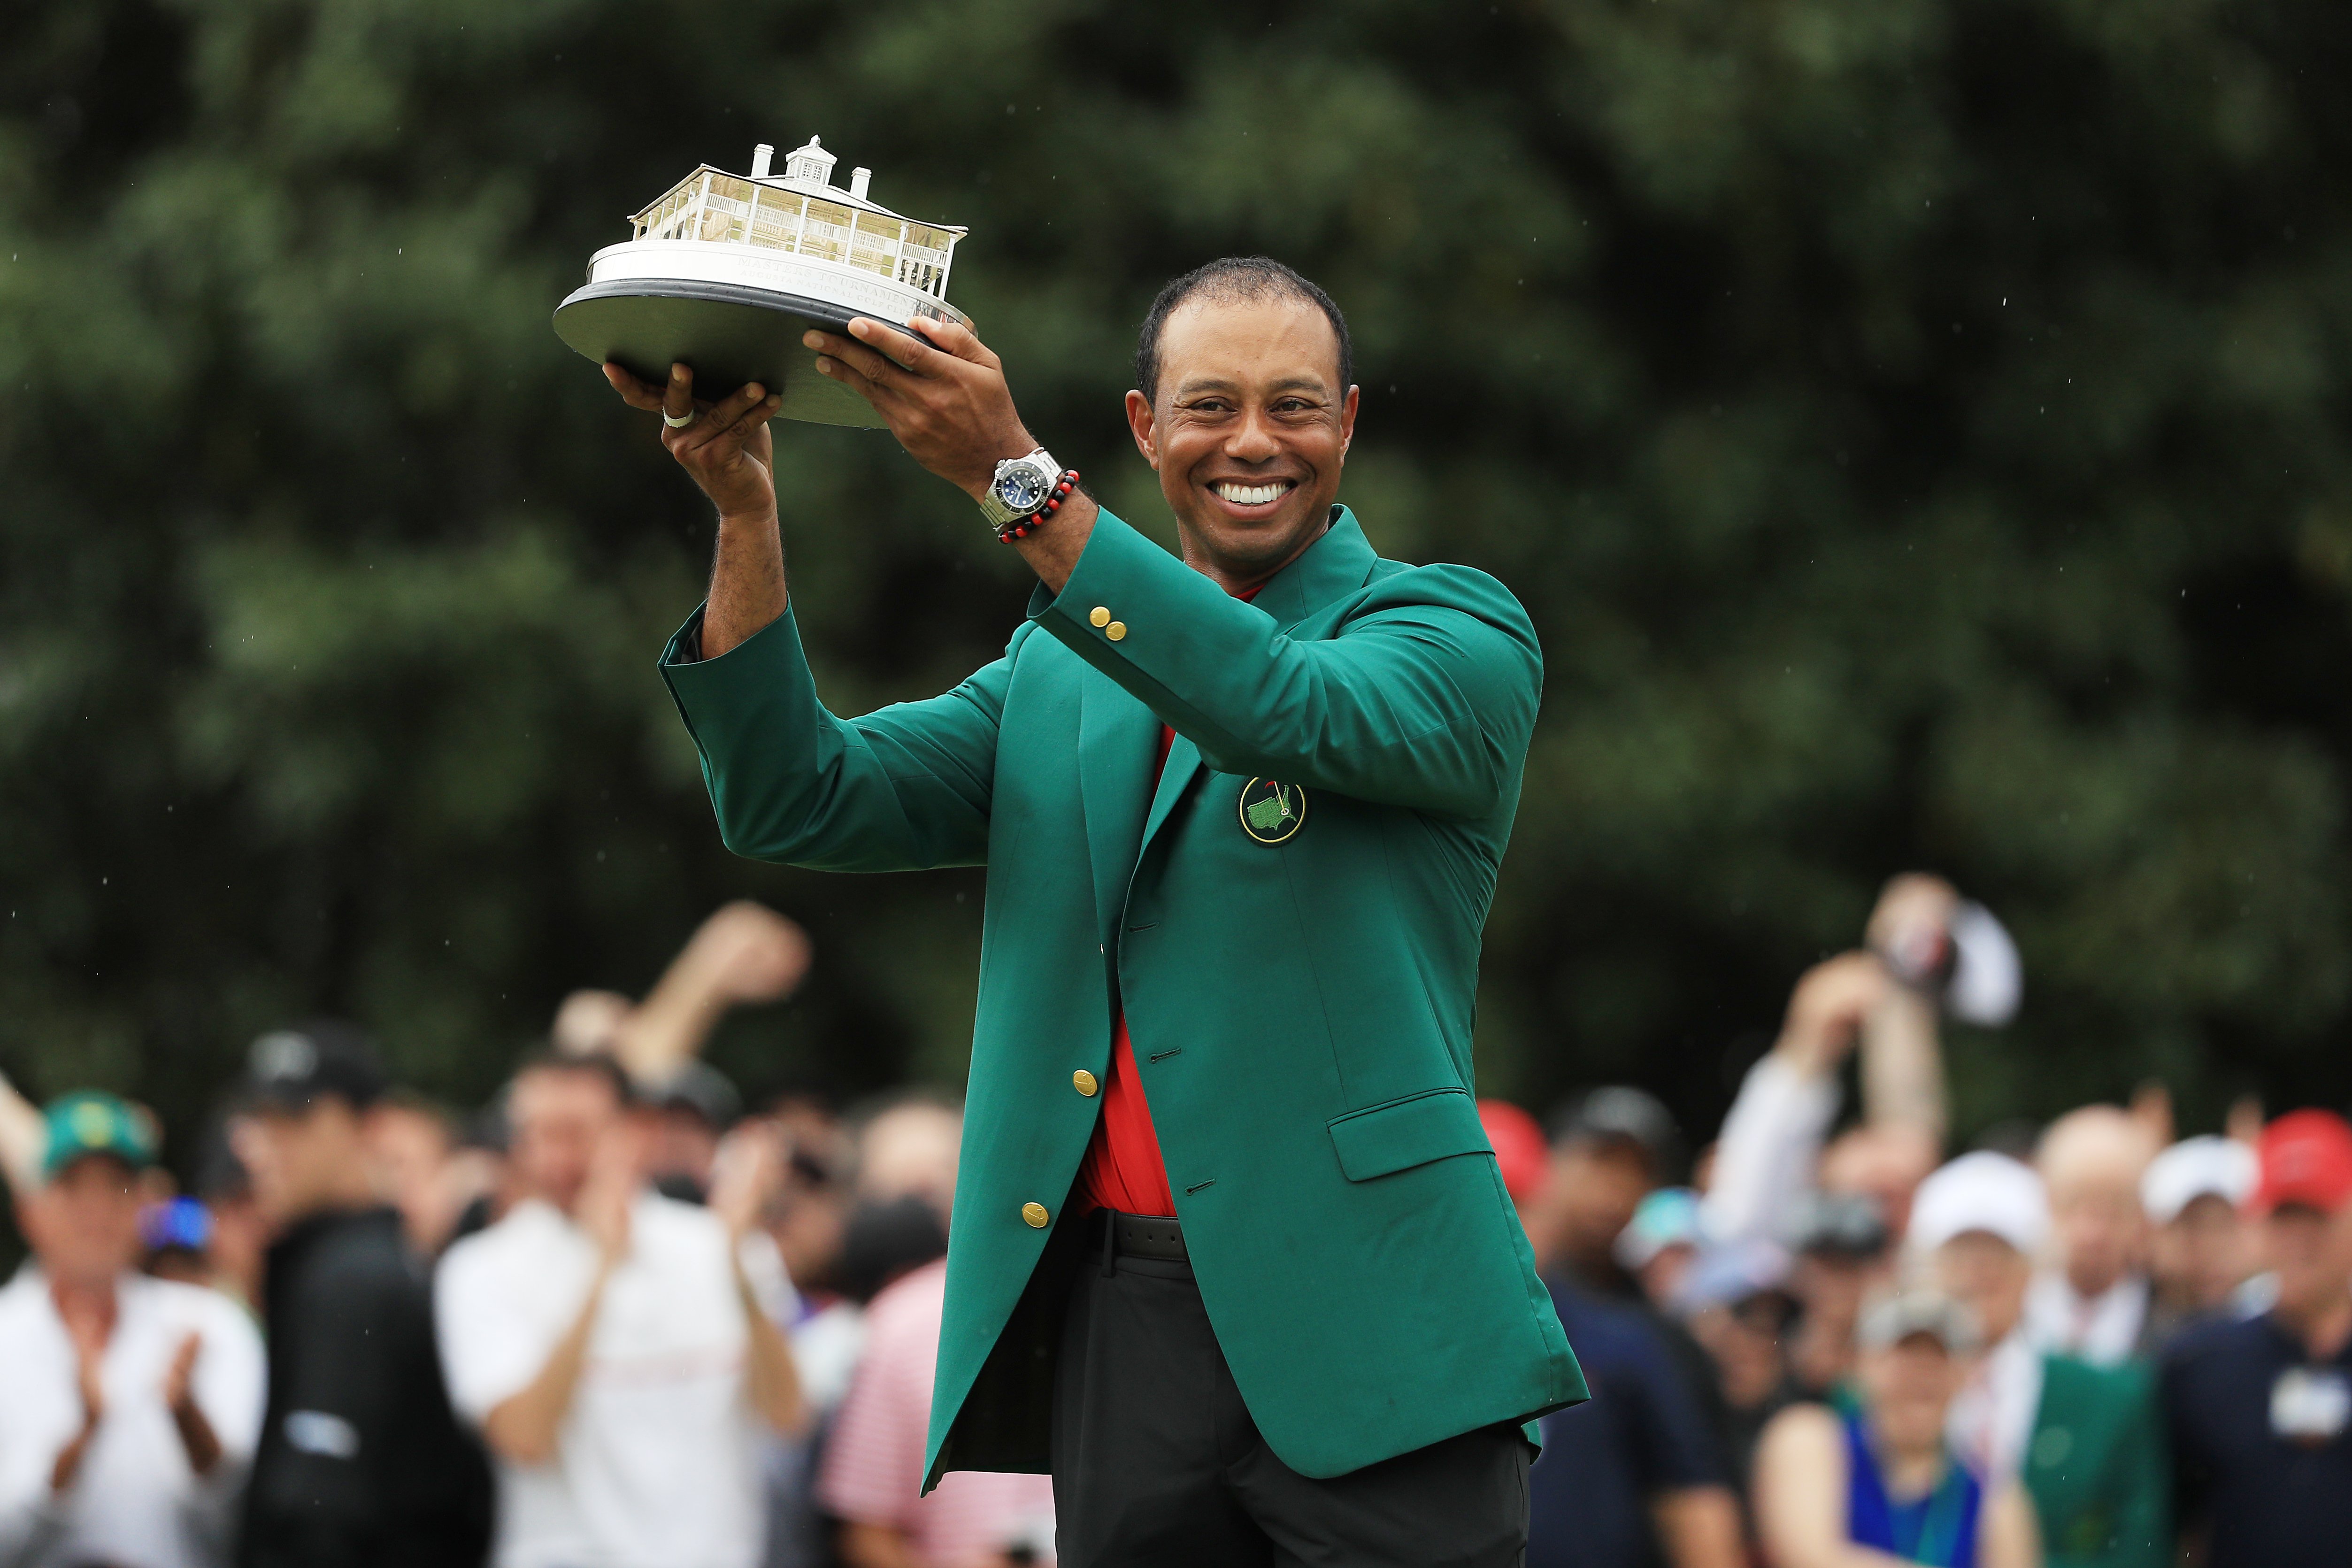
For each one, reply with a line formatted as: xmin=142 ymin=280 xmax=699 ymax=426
xmin=2264 ymin=1201 xmax=2352 ymax=1319
xmin=1124 ymin=293 xmax=1358 ymax=586
xmin=2151 ymin=1191 xmax=2255 ymax=1309
xmin=2048 ymin=1171 xmax=2145 ymax=1298
xmin=20 ymin=1155 xmax=144 ymax=1287
xmin=1933 ymin=1230 xmax=2032 ymax=1344
xmin=508 ymin=1066 xmax=623 ymax=1215
xmin=1859 ymin=1335 xmax=1963 ymax=1454
xmin=1547 ymin=1137 xmax=1653 ymax=1268
xmin=235 ymin=1098 xmax=368 ymax=1226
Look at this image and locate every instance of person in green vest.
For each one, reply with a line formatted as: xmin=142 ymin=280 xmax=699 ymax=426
xmin=599 ymin=256 xmax=1585 ymax=1564
xmin=1910 ymin=1152 xmax=2168 ymax=1568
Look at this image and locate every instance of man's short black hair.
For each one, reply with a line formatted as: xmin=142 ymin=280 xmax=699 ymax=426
xmin=1134 ymin=256 xmax=1353 ymax=405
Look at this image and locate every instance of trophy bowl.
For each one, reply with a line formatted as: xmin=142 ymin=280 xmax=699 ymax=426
xmin=553 ymin=136 xmax=970 ymax=430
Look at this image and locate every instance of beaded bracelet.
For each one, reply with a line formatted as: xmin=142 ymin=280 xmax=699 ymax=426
xmin=998 ymin=469 xmax=1080 ymax=543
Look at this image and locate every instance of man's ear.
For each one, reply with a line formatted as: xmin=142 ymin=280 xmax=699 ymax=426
xmin=1338 ymin=384 xmax=1360 ymax=462
xmin=1123 ymin=389 xmax=1160 ymax=470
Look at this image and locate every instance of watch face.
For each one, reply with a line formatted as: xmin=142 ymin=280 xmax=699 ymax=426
xmin=996 ymin=465 xmax=1050 ymax=512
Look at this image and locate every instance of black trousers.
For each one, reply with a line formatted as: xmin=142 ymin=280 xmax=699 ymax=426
xmin=1050 ymin=1239 xmax=1531 ymax=1567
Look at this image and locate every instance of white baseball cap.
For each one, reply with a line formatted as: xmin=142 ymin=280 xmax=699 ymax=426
xmin=2141 ymin=1135 xmax=2258 ymax=1225
xmin=1907 ymin=1150 xmax=2049 ymax=1255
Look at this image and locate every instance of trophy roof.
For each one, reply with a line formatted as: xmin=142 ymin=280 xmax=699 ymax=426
xmin=629 ymin=145 xmax=967 ymax=237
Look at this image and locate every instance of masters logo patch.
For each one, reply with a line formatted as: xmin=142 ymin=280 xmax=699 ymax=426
xmin=1237 ymin=778 xmax=1307 ymax=845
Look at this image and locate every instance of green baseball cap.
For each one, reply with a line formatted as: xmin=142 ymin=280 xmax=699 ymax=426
xmin=40 ymin=1091 xmax=159 ymax=1182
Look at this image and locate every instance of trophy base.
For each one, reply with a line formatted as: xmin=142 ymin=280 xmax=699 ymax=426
xmin=553 ymin=280 xmax=916 ymax=429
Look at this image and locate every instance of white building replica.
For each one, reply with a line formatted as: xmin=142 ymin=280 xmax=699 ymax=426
xmin=553 ymin=136 xmax=973 ymax=428
xmin=598 ymin=137 xmax=971 ymax=329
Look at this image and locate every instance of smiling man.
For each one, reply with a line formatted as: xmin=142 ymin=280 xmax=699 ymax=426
xmin=611 ymin=256 xmax=1583 ymax=1564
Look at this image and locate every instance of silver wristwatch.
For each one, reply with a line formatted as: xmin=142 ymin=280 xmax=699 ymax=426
xmin=978 ymin=448 xmax=1064 ymax=536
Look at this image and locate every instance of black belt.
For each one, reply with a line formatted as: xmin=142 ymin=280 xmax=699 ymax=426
xmin=1084 ymin=1209 xmax=1188 ymax=1266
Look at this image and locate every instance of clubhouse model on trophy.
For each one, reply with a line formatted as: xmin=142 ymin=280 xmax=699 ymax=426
xmin=552 ymin=135 xmax=970 ymax=428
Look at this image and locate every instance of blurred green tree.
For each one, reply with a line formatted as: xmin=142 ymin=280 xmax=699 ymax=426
xmin=3 ymin=0 xmax=2349 ymax=1177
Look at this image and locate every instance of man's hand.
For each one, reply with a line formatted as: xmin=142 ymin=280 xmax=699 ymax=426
xmin=51 ymin=1309 xmax=107 ymax=1492
xmin=577 ymin=1122 xmax=645 ymax=1268
xmin=709 ymin=1121 xmax=785 ymax=1244
xmin=1866 ymin=872 xmax=1960 ymax=985
xmin=1774 ymin=951 xmax=1889 ymax=1076
xmin=161 ymin=1331 xmax=224 ymax=1476
xmin=603 ymin=363 xmax=784 ymax=525
xmin=805 ymin=317 xmax=1037 ymax=499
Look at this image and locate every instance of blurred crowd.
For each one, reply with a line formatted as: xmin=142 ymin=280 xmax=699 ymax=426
xmin=1504 ymin=875 xmax=2352 ymax=1568
xmin=3 ymin=880 xmax=2349 ymax=1568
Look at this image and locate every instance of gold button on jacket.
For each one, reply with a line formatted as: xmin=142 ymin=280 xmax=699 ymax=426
xmin=1021 ymin=1201 xmax=1050 ymax=1228
xmin=1088 ymin=606 xmax=1111 ymax=628
xmin=1072 ymin=1068 xmax=1099 ymax=1096
xmin=1105 ymin=621 xmax=1128 ymax=641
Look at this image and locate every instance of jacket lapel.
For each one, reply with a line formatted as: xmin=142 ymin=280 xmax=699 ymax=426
xmin=1128 ymin=508 xmax=1381 ymax=866
xmin=1077 ymin=667 xmax=1161 ymax=950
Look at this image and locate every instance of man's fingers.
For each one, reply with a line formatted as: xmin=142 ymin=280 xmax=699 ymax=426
xmin=673 ymin=381 xmax=770 ymax=447
xmin=908 ymin=315 xmax=999 ymax=370
xmin=807 ymin=327 xmax=917 ymax=388
xmin=662 ymin=362 xmax=697 ymax=422
xmin=813 ymin=353 xmax=910 ymax=417
xmin=603 ymin=362 xmax=669 ymax=411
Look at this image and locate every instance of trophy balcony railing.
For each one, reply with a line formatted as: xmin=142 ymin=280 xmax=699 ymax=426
xmin=628 ymin=168 xmax=961 ymax=300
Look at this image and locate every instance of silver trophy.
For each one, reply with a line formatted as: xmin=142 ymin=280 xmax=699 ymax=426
xmin=553 ymin=136 xmax=970 ymax=428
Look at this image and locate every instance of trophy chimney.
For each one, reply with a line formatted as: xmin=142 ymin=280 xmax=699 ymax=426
xmin=849 ymin=167 xmax=872 ymax=201
xmin=750 ymin=143 xmax=775 ymax=178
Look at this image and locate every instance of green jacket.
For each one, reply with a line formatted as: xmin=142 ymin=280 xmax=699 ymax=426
xmin=2025 ymin=1353 xmax=2169 ymax=1568
xmin=660 ymin=506 xmax=1585 ymax=1484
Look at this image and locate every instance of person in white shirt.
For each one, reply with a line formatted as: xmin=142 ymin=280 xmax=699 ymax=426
xmin=0 ymin=1091 xmax=264 ymax=1568
xmin=2025 ymin=1106 xmax=2157 ymax=1365
xmin=435 ymin=1053 xmax=806 ymax=1568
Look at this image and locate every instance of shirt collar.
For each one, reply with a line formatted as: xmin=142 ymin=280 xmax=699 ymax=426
xmin=1245 ymin=506 xmax=1378 ymax=632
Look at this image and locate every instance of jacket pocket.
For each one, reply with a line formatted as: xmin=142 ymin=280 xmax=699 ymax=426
xmin=1326 ymin=1087 xmax=1491 ymax=1182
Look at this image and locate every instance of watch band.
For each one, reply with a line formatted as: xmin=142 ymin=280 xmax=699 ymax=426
xmin=979 ymin=448 xmax=1061 ymax=530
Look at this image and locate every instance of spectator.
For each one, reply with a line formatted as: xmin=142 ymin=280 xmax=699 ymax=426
xmin=1911 ymin=1153 xmax=2166 ymax=1568
xmin=641 ymin=1060 xmax=743 ymax=1203
xmin=141 ymin=1197 xmax=216 ymax=1287
xmin=2026 ymin=1109 xmax=2156 ymax=1365
xmin=1537 ymin=1086 xmax=1684 ymax=1294
xmin=1617 ymin=1187 xmax=1705 ymax=1312
xmin=191 ymin=1132 xmax=269 ymax=1317
xmin=2161 ymin=1110 xmax=2352 ymax=1568
xmin=1783 ymin=1191 xmax=1895 ymax=1399
xmin=0 ymin=1091 xmax=264 ymax=1568
xmin=818 ymin=1256 xmax=1056 ymax=1567
xmin=232 ymin=1025 xmax=494 ymax=1568
xmin=366 ymin=1092 xmax=484 ymax=1259
xmin=1499 ymin=1090 xmax=1737 ymax=1568
xmin=1754 ymin=1291 xmax=2037 ymax=1568
xmin=1529 ymin=1277 xmax=1744 ymax=1568
xmin=2138 ymin=1136 xmax=2258 ymax=1350
xmin=1678 ymin=1240 xmax=1799 ymax=1491
xmin=435 ymin=1051 xmax=805 ymax=1568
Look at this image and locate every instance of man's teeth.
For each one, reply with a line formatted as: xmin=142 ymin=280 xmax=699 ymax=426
xmin=1215 ymin=481 xmax=1291 ymax=507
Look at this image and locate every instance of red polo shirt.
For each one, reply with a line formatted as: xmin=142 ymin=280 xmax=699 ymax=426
xmin=1075 ymin=582 xmax=1264 ymax=1219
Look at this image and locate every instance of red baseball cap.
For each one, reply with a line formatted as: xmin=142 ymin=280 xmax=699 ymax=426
xmin=1480 ymin=1099 xmax=1550 ymax=1204
xmin=2252 ymin=1109 xmax=2352 ymax=1215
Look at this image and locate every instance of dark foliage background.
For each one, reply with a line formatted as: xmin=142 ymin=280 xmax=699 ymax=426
xmin=6 ymin=0 xmax=2352 ymax=1178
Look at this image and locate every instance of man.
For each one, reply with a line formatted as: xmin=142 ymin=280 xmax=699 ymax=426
xmin=232 ymin=1025 xmax=492 ymax=1568
xmin=0 ymin=1091 xmax=263 ymax=1568
xmin=1911 ymin=1152 xmax=2166 ymax=1568
xmin=1536 ymin=1086 xmax=1683 ymax=1292
xmin=2138 ymin=1134 xmax=2257 ymax=1350
xmin=608 ymin=255 xmax=1581 ymax=1560
xmin=2162 ymin=1110 xmax=2352 ymax=1567
xmin=2026 ymin=1107 xmax=2156 ymax=1364
xmin=435 ymin=1051 xmax=804 ymax=1568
